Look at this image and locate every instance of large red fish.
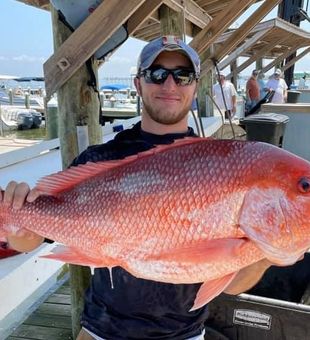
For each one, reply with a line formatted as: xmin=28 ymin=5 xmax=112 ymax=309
xmin=1 ymin=138 xmax=310 ymax=310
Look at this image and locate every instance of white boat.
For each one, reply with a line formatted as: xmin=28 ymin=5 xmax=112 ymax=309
xmin=0 ymin=75 xmax=45 ymax=111
xmin=0 ymin=105 xmax=43 ymax=130
xmin=100 ymin=85 xmax=139 ymax=121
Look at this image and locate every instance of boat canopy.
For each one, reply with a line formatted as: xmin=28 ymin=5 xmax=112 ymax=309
xmin=0 ymin=75 xmax=44 ymax=82
xmin=100 ymin=84 xmax=130 ymax=91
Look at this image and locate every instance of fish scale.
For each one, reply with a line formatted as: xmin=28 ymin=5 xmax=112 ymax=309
xmin=1 ymin=137 xmax=310 ymax=310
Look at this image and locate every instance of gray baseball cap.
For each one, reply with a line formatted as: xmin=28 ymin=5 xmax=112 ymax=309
xmin=137 ymin=36 xmax=200 ymax=78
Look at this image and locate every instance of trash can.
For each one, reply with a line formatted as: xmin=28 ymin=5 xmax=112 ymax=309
xmin=240 ymin=113 xmax=289 ymax=147
xmin=287 ymin=90 xmax=301 ymax=103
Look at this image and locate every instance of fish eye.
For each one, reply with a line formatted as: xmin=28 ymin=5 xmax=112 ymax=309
xmin=298 ymin=177 xmax=310 ymax=193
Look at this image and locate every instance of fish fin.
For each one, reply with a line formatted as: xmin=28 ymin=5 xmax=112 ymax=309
xmin=190 ymin=272 xmax=238 ymax=311
xmin=148 ymin=238 xmax=248 ymax=263
xmin=34 ymin=138 xmax=207 ymax=196
xmin=40 ymin=245 xmax=117 ymax=268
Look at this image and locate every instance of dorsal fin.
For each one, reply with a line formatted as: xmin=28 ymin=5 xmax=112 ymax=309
xmin=35 ymin=137 xmax=204 ymax=196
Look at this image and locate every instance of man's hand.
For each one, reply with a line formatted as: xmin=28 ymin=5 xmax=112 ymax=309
xmin=224 ymin=255 xmax=306 ymax=296
xmin=224 ymin=259 xmax=272 ymax=295
xmin=1 ymin=181 xmax=44 ymax=252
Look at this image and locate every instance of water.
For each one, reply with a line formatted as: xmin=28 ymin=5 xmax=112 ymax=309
xmin=1 ymin=126 xmax=47 ymax=140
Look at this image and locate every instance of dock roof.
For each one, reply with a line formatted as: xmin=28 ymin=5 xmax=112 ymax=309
xmin=14 ymin=1 xmax=310 ymax=97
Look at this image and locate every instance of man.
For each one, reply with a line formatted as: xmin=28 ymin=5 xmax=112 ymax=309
xmin=298 ymin=74 xmax=306 ymax=89
xmin=3 ymin=36 xmax=273 ymax=340
xmin=246 ymin=69 xmax=260 ymax=109
xmin=213 ymin=71 xmax=237 ymax=120
xmin=265 ymin=68 xmax=288 ymax=104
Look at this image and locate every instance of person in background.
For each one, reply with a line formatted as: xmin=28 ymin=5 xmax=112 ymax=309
xmin=246 ymin=69 xmax=260 ymax=109
xmin=213 ymin=71 xmax=237 ymax=120
xmin=265 ymin=68 xmax=288 ymax=104
xmin=2 ymin=36 xmax=276 ymax=340
xmin=298 ymin=74 xmax=307 ymax=89
xmin=257 ymin=71 xmax=267 ymax=100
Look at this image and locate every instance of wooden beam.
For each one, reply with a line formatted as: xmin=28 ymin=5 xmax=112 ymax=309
xmin=214 ymin=18 xmax=276 ymax=44
xmin=261 ymin=42 xmax=303 ymax=74
xmin=226 ymin=34 xmax=288 ymax=78
xmin=275 ymin=17 xmax=310 ymax=39
xmin=44 ymin=0 xmax=145 ymax=99
xmin=127 ymin=0 xmax=163 ymax=34
xmin=205 ymin=0 xmax=281 ymax=67
xmin=283 ymin=47 xmax=310 ymax=71
xmin=16 ymin=0 xmax=49 ymax=10
xmin=190 ymin=0 xmax=257 ymax=55
xmin=163 ymin=0 xmax=211 ymax=28
xmin=202 ymin=29 xmax=270 ymax=75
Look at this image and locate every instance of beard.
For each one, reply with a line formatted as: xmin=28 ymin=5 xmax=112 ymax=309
xmin=140 ymin=93 xmax=193 ymax=125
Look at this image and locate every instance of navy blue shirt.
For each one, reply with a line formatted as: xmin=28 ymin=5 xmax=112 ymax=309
xmin=72 ymin=122 xmax=209 ymax=339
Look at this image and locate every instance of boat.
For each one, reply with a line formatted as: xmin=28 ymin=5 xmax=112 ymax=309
xmin=0 ymin=75 xmax=45 ymax=112
xmin=100 ymin=84 xmax=139 ymax=122
xmin=0 ymin=105 xmax=43 ymax=130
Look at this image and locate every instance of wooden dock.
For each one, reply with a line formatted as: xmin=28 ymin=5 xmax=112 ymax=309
xmin=6 ymin=280 xmax=73 ymax=340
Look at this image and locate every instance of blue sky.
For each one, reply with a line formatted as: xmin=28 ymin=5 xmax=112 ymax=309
xmin=0 ymin=0 xmax=310 ymax=80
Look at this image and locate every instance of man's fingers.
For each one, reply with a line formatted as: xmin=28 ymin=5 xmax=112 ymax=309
xmin=4 ymin=181 xmax=30 ymax=210
xmin=3 ymin=181 xmax=18 ymax=206
xmin=27 ymin=188 xmax=41 ymax=203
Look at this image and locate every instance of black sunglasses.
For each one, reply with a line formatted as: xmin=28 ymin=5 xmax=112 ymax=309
xmin=139 ymin=67 xmax=197 ymax=86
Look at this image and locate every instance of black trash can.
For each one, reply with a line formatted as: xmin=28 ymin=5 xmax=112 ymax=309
xmin=287 ymin=90 xmax=301 ymax=103
xmin=240 ymin=113 xmax=289 ymax=147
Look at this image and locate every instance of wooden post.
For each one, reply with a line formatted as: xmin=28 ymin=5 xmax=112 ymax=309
xmin=8 ymin=89 xmax=13 ymax=105
xmin=50 ymin=7 xmax=102 ymax=339
xmin=256 ymin=58 xmax=263 ymax=71
xmin=231 ymin=60 xmax=238 ymax=90
xmin=25 ymin=93 xmax=30 ymax=109
xmin=46 ymin=100 xmax=59 ymax=139
xmin=159 ymin=5 xmax=184 ymax=38
xmin=159 ymin=5 xmax=211 ymax=117
xmin=198 ymin=70 xmax=214 ymax=117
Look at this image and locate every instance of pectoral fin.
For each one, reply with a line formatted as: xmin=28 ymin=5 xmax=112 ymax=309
xmin=190 ymin=272 xmax=238 ymax=311
xmin=148 ymin=238 xmax=248 ymax=263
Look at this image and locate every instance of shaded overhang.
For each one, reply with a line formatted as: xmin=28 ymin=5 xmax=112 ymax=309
xmin=211 ymin=17 xmax=310 ymax=77
xmin=14 ymin=0 xmax=285 ymax=99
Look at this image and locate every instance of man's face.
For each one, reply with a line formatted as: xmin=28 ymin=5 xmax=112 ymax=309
xmin=135 ymin=51 xmax=197 ymax=126
xmin=219 ymin=75 xmax=225 ymax=83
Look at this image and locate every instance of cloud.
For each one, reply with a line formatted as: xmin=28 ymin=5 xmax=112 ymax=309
xmin=0 ymin=56 xmax=9 ymax=61
xmin=12 ymin=54 xmax=46 ymax=63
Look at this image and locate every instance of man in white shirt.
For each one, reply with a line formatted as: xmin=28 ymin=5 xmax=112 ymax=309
xmin=213 ymin=71 xmax=237 ymax=120
xmin=265 ymin=68 xmax=288 ymax=104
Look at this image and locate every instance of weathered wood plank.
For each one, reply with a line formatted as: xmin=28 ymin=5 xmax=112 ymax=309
xmin=261 ymin=41 xmax=302 ymax=74
xmin=9 ymin=324 xmax=73 ymax=340
xmin=24 ymin=313 xmax=72 ymax=329
xmin=36 ymin=302 xmax=72 ymax=317
xmin=202 ymin=0 xmax=281 ymax=73
xmin=55 ymin=285 xmax=71 ymax=295
xmin=45 ymin=293 xmax=71 ymax=305
xmin=7 ymin=337 xmax=34 ymax=340
xmin=190 ymin=0 xmax=256 ymax=55
xmin=282 ymin=47 xmax=310 ymax=72
xmin=44 ymin=0 xmax=146 ymax=99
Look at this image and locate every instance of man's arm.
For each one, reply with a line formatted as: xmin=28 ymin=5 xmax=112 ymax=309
xmin=224 ymin=259 xmax=272 ymax=295
xmin=2 ymin=181 xmax=43 ymax=252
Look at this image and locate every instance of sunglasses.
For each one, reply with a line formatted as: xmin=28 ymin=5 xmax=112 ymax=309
xmin=139 ymin=67 xmax=197 ymax=86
